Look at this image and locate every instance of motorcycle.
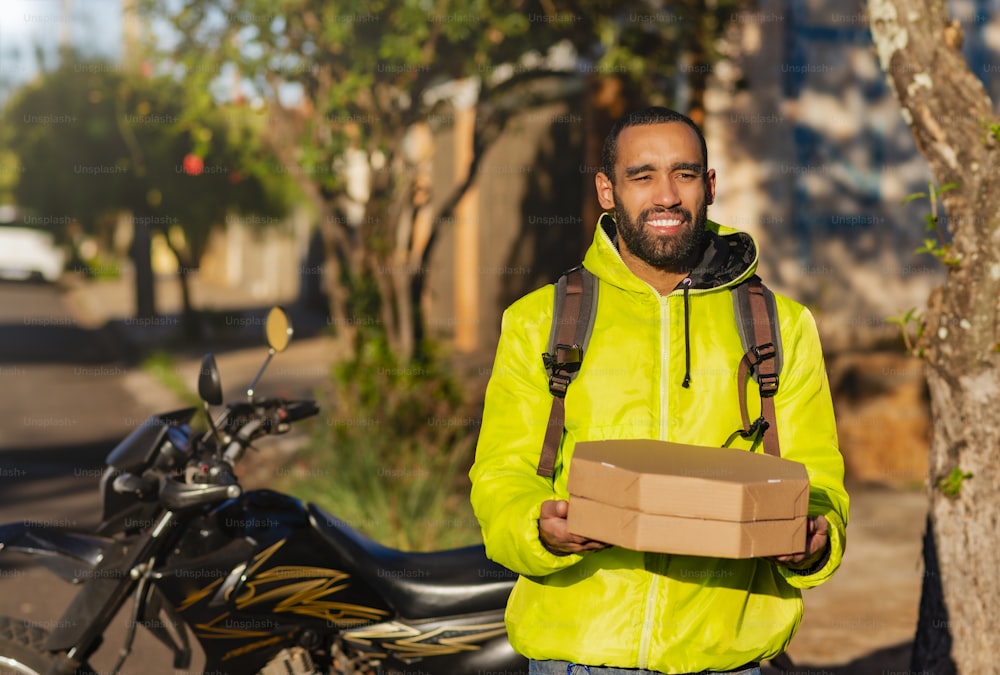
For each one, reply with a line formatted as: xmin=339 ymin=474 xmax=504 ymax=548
xmin=0 ymin=307 xmax=527 ymax=675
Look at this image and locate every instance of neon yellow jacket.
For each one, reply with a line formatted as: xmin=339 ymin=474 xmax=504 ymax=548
xmin=470 ymin=215 xmax=849 ymax=673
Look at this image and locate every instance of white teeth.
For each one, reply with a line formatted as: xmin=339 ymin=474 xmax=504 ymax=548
xmin=648 ymin=219 xmax=682 ymax=227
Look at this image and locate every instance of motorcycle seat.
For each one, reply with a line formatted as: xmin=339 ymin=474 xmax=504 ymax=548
xmin=308 ymin=504 xmax=517 ymax=620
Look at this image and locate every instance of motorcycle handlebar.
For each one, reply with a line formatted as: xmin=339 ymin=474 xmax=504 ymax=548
xmin=217 ymin=398 xmax=319 ymax=466
xmin=220 ymin=398 xmax=318 ymax=431
xmin=278 ymin=400 xmax=320 ymax=423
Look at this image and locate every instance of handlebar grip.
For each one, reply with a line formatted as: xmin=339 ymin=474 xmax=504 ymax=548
xmin=282 ymin=400 xmax=319 ymax=422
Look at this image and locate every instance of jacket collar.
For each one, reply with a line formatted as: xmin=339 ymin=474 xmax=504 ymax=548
xmin=583 ymin=212 xmax=759 ymax=294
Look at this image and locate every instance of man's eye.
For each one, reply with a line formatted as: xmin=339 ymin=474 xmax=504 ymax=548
xmin=632 ymin=175 xmax=651 ymax=181
xmin=676 ymin=173 xmax=697 ymax=180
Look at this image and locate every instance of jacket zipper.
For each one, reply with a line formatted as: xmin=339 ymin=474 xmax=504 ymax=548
xmin=637 ymin=573 xmax=660 ymax=669
xmin=658 ymin=295 xmax=671 ymax=441
xmin=639 ymin=295 xmax=672 ymax=668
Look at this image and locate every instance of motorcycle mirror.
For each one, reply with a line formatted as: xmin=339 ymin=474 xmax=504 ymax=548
xmin=198 ymin=354 xmax=223 ymax=406
xmin=265 ymin=306 xmax=293 ymax=352
xmin=247 ymin=306 xmax=293 ymax=400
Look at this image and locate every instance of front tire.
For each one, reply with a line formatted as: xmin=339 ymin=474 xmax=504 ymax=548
xmin=0 ymin=616 xmax=56 ymax=675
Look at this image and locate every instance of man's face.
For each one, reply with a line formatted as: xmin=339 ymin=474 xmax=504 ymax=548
xmin=595 ymin=122 xmax=716 ymax=273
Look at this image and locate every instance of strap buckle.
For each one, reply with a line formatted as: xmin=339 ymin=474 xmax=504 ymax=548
xmin=739 ymin=416 xmax=770 ymax=440
xmin=548 ymin=372 xmax=572 ymax=397
xmin=543 ymin=344 xmax=583 ymax=397
xmin=758 ymin=372 xmax=779 ymax=397
xmin=546 ymin=343 xmax=583 ymax=369
xmin=749 ymin=342 xmax=776 ymax=367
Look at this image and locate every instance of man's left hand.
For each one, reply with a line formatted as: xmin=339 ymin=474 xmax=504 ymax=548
xmin=769 ymin=515 xmax=829 ymax=569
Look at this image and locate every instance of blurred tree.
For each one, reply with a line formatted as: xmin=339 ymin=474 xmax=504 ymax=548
xmin=139 ymin=0 xmax=748 ymax=362
xmin=2 ymin=54 xmax=293 ymax=334
xmin=869 ymin=1 xmax=1000 ymax=672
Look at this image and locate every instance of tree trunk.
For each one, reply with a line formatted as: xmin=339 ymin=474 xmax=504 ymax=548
xmin=130 ymin=211 xmax=156 ymax=320
xmin=581 ymin=75 xmax=628 ymax=249
xmin=868 ymin=1 xmax=1000 ymax=672
xmin=685 ymin=9 xmax=714 ymax=129
xmin=316 ymin=209 xmax=355 ymax=349
xmin=361 ymin=146 xmax=407 ymax=360
xmin=366 ymin=212 xmax=402 ymax=358
xmin=161 ymin=230 xmax=201 ymax=341
xmin=258 ymin=108 xmax=354 ymax=347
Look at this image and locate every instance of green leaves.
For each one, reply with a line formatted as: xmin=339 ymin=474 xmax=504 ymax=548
xmin=937 ymin=466 xmax=973 ymax=499
xmin=903 ymin=181 xmax=961 ymax=267
xmin=137 ymin=0 xmax=755 ymax=361
xmin=291 ymin=328 xmax=480 ymax=550
xmin=886 ymin=306 xmax=925 ymax=358
xmin=988 ymin=121 xmax=1000 ymax=144
xmin=2 ymin=52 xmax=296 ymax=254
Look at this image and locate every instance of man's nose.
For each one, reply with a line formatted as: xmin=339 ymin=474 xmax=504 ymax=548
xmin=652 ymin=176 xmax=681 ymax=208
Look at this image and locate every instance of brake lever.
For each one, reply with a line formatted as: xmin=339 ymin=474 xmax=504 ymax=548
xmin=112 ymin=472 xmax=157 ymax=498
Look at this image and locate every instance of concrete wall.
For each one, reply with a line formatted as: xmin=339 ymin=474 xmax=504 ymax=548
xmin=199 ymin=208 xmax=312 ymax=303
xmin=424 ymin=93 xmax=587 ymax=352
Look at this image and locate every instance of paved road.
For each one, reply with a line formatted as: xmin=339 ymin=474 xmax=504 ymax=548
xmin=0 ymin=280 xmax=146 ymax=526
xmin=0 ymin=280 xmax=201 ymax=674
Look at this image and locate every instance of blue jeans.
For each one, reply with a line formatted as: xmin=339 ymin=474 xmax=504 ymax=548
xmin=528 ymin=660 xmax=761 ymax=675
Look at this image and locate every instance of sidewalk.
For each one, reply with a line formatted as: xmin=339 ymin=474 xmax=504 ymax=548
xmin=61 ymin=269 xmax=340 ymax=406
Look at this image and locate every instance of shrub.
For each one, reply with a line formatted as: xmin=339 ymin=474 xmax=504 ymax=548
xmin=277 ymin=333 xmax=482 ymax=551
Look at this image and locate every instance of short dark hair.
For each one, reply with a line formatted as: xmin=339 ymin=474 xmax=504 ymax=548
xmin=601 ymin=106 xmax=708 ymax=184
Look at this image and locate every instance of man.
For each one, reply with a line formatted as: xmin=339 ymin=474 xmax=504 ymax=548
xmin=469 ymin=107 xmax=849 ymax=675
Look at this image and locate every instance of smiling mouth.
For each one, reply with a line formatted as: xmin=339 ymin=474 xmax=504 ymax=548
xmin=643 ymin=213 xmax=686 ymax=230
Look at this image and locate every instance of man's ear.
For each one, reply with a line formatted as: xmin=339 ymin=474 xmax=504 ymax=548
xmin=705 ymin=168 xmax=717 ymax=206
xmin=595 ymin=171 xmax=615 ymax=210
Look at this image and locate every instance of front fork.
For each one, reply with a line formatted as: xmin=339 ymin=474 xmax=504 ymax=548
xmin=44 ymin=512 xmax=180 ymax=675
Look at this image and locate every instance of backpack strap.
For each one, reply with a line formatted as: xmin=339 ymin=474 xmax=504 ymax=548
xmin=732 ymin=275 xmax=783 ymax=456
xmin=537 ymin=266 xmax=598 ymax=477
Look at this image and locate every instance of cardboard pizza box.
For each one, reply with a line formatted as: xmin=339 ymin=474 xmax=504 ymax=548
xmin=566 ymin=439 xmax=810 ymax=558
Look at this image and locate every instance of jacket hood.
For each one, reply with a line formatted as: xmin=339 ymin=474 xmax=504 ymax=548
xmin=583 ymin=212 xmax=759 ymax=294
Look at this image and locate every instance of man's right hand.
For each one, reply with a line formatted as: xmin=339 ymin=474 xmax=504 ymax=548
xmin=538 ymin=499 xmax=611 ymax=555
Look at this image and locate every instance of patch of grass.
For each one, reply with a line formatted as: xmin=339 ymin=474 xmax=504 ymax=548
xmin=142 ymin=350 xmax=200 ymax=408
xmin=277 ymin=425 xmax=481 ymax=551
xmin=274 ymin=335 xmax=483 ymax=551
xmin=81 ymin=254 xmax=123 ymax=280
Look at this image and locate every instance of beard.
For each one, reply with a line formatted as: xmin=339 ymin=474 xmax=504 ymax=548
xmin=613 ymin=198 xmax=709 ymax=274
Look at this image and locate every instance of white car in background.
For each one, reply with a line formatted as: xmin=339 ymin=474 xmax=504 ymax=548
xmin=0 ymin=205 xmax=66 ymax=283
